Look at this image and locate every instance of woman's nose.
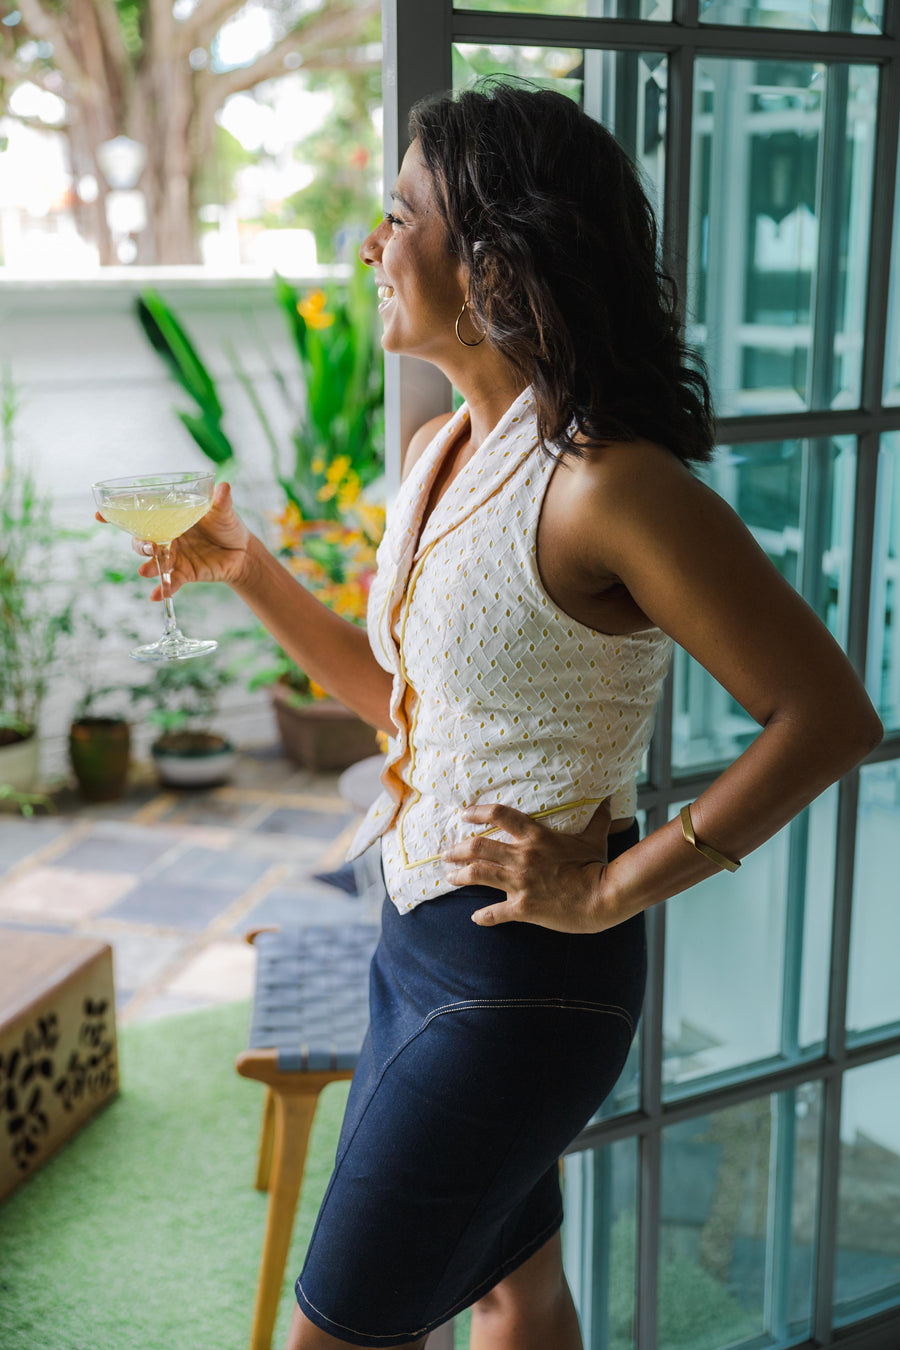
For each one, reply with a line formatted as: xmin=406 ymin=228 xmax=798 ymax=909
xmin=360 ymin=223 xmax=384 ymax=267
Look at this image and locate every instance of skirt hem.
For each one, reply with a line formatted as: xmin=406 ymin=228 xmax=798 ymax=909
xmin=294 ymin=1207 xmax=564 ymax=1347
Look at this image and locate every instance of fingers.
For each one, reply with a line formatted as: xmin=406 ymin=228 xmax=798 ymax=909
xmin=471 ymin=901 xmax=519 ymax=927
xmin=461 ymin=802 xmax=537 ymax=838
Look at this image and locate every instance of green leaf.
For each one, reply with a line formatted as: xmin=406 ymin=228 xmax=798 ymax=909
xmin=137 ymin=291 xmax=224 ymax=419
xmin=176 ymin=411 xmax=235 ymax=466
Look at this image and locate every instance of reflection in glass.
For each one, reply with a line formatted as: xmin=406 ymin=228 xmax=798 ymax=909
xmin=699 ymin=0 xmax=882 ymax=31
xmin=660 ymin=1089 xmax=820 ymax=1349
xmin=663 ymin=791 xmax=836 ymax=1095
xmin=835 ymin=1057 xmax=900 ymax=1322
xmin=846 ymin=762 xmax=900 ymax=1042
xmin=457 ymin=0 xmax=673 ymax=20
xmin=689 ymin=60 xmax=877 ymax=417
xmin=866 ymin=435 xmax=900 ymax=731
xmin=672 ymin=438 xmax=855 ymax=773
xmin=564 ymin=1139 xmax=638 ymax=1350
xmin=453 ymin=47 xmax=668 ymax=219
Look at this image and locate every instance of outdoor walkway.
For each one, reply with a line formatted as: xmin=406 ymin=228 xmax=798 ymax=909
xmin=0 ymin=745 xmax=377 ymax=1024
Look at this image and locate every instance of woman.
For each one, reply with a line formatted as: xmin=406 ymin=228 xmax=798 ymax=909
xmin=131 ymin=84 xmax=880 ymax=1349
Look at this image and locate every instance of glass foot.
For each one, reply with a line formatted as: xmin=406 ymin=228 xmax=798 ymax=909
xmin=130 ymin=635 xmax=218 ymax=664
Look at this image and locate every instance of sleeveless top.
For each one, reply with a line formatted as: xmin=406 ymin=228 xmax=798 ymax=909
xmin=345 ymin=387 xmax=672 ymax=914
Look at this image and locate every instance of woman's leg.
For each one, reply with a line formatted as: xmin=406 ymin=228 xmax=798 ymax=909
xmin=284 ymin=1303 xmax=429 ymax=1350
xmin=469 ymin=1231 xmax=583 ymax=1350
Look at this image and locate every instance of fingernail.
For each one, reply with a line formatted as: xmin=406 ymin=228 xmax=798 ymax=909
xmin=141 ymin=543 xmax=153 ymax=555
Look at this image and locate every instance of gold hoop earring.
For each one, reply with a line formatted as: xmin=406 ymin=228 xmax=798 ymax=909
xmin=455 ymin=301 xmax=486 ymax=348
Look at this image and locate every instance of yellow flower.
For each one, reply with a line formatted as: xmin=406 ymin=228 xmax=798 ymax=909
xmin=316 ymin=482 xmax=337 ymax=502
xmin=308 ymin=679 xmax=330 ymax=700
xmin=297 ymin=290 xmax=335 ymax=329
xmin=311 ymin=457 xmax=326 ymax=475
xmin=325 ymin=455 xmax=353 ymax=486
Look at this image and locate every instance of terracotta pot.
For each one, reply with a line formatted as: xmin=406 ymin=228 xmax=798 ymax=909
xmin=68 ymin=718 xmax=131 ymax=802
xmin=0 ymin=728 xmax=40 ymax=793
xmin=151 ymin=731 xmax=236 ymax=788
xmin=269 ymin=682 xmax=378 ymax=771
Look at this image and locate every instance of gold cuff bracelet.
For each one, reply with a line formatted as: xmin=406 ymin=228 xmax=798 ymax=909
xmin=680 ymin=804 xmax=741 ymax=873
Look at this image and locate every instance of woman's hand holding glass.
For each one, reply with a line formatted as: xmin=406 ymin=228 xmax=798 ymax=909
xmin=93 ymin=477 xmax=252 ymax=662
xmin=129 ymin=481 xmax=251 ymax=599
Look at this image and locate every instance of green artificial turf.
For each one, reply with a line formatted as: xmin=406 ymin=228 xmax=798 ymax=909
xmin=0 ymin=1000 xmax=351 ymax=1350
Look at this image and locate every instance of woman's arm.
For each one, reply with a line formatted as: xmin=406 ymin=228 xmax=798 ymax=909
xmin=591 ymin=441 xmax=882 ymax=926
xmin=232 ymin=533 xmax=395 ymax=734
xmin=130 ymin=482 xmax=395 ymax=734
xmin=445 ymin=440 xmax=882 ymax=930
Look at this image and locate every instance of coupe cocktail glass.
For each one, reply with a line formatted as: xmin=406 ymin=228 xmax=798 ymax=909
xmin=92 ymin=471 xmax=218 ymax=662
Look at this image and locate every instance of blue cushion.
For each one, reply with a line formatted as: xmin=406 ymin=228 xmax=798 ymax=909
xmin=247 ymin=925 xmax=380 ymax=1073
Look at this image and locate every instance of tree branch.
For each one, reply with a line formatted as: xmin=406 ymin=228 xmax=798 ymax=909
xmin=180 ymin=0 xmax=249 ymax=53
xmin=211 ymin=2 xmax=379 ymax=102
xmin=0 ymin=54 xmax=63 ymax=95
xmin=13 ymin=0 xmax=95 ymax=98
xmin=0 ymin=107 xmax=72 ymax=130
xmin=89 ymin=0 xmax=132 ymax=85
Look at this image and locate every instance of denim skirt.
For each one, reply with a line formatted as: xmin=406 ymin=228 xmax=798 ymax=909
xmin=295 ymin=822 xmax=645 ymax=1346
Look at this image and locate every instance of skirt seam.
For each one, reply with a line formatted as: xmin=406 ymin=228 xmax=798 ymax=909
xmin=299 ymin=999 xmax=633 ymax=1296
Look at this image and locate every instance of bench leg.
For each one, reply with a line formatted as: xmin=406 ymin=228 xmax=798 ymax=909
xmin=250 ymin=1089 xmax=320 ymax=1350
xmin=255 ymin=1088 xmax=276 ymax=1192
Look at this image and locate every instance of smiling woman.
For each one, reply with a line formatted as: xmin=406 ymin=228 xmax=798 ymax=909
xmin=118 ymin=78 xmax=882 ymax=1350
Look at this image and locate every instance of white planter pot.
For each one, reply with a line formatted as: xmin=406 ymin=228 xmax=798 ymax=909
xmin=151 ymin=736 xmax=236 ymax=788
xmin=0 ymin=734 xmax=40 ymax=792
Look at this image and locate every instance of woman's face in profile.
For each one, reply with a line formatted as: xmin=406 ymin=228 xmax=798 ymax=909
xmin=360 ymin=140 xmax=468 ymax=362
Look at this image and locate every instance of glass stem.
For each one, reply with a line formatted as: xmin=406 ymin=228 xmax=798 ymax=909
xmin=154 ymin=542 xmax=181 ymax=638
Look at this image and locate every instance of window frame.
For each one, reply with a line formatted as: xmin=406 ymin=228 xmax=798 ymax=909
xmin=382 ymin=3 xmax=900 ymax=1346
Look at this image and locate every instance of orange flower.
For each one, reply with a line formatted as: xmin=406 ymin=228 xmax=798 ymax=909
xmin=297 ymin=290 xmax=335 ymax=330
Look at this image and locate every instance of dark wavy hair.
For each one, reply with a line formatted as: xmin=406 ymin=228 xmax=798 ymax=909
xmin=409 ymin=80 xmax=715 ymax=465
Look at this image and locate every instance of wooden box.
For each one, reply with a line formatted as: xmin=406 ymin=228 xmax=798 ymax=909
xmin=0 ymin=931 xmax=118 ymax=1203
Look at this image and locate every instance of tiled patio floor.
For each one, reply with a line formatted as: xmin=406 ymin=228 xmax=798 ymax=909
xmin=0 ymin=744 xmax=375 ymax=1024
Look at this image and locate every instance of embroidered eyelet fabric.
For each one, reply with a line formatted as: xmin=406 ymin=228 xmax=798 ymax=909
xmin=346 ymin=387 xmax=672 ymax=913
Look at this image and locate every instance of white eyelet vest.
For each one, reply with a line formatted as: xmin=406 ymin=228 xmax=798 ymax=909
xmin=346 ymin=387 xmax=672 ymax=913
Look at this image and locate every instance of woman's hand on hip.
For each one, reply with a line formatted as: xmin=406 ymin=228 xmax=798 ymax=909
xmin=441 ymin=800 xmax=619 ymax=933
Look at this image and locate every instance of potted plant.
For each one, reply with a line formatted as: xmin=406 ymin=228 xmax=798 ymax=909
xmin=66 ymin=569 xmax=146 ymax=802
xmin=0 ymin=369 xmax=74 ymax=793
xmin=136 ymin=262 xmax=387 ymax=771
xmin=132 ymin=662 xmax=236 ymax=788
xmin=68 ymin=687 xmax=133 ymax=803
xmin=239 ymin=461 xmax=384 ymax=770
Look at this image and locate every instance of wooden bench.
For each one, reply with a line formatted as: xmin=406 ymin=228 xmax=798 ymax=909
xmin=0 ymin=930 xmax=118 ymax=1204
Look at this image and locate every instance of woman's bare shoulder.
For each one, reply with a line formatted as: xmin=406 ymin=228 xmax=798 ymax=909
xmin=402 ymin=412 xmax=456 ymax=482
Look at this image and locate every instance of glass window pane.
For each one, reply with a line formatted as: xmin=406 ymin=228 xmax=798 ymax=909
xmin=846 ymin=761 xmax=900 ymax=1042
xmin=835 ymin=1056 xmax=900 ymax=1322
xmin=663 ymin=791 xmax=836 ymax=1095
xmin=689 ymin=60 xmax=877 ymax=417
xmin=456 ymin=0 xmax=673 ymax=20
xmin=867 ymin=434 xmax=900 ymax=730
xmin=453 ymin=47 xmax=668 ymax=218
xmin=563 ymin=1138 xmax=639 ymax=1350
xmin=660 ymin=1088 xmax=821 ymax=1348
xmin=699 ymin=0 xmax=883 ymax=32
xmin=885 ymin=140 xmax=900 ymax=404
xmin=672 ymin=437 xmax=855 ymax=775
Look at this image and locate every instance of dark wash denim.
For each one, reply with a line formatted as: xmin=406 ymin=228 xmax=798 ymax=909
xmin=296 ymin=821 xmax=645 ymax=1347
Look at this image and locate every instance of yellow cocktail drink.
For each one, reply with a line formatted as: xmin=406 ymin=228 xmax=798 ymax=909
xmin=100 ymin=492 xmax=210 ymax=544
xmin=92 ymin=470 xmax=218 ymax=663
